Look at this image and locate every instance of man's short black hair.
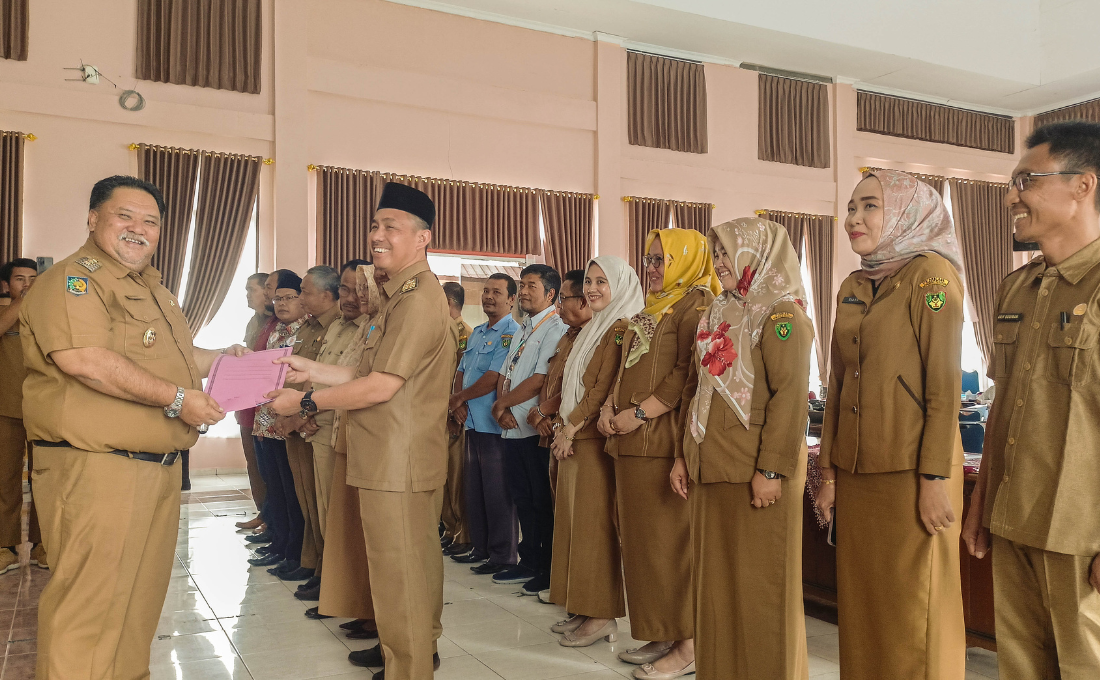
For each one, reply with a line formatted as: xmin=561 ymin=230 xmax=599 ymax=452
xmin=0 ymin=258 xmax=37 ymax=284
xmin=443 ymin=281 xmax=465 ymax=308
xmin=487 ymin=272 xmax=517 ymax=297
xmin=90 ymin=175 xmax=168 ymax=218
xmin=1026 ymin=120 xmax=1100 ymax=210
xmin=341 ymin=259 xmax=371 ymax=274
xmin=562 ymin=269 xmax=585 ymax=294
xmin=520 ymin=264 xmax=561 ymax=301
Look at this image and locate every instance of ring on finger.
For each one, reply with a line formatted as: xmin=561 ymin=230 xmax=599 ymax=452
xmin=933 ymin=525 xmax=945 ymax=531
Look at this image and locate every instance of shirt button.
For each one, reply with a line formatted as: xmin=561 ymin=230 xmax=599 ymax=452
xmin=995 ymin=334 xmax=1002 ymax=341
xmin=1065 ymin=337 xmax=1073 ymax=345
xmin=1024 ymin=362 xmax=1032 ymax=370
xmin=1041 ymin=289 xmax=1049 ymax=296
xmin=1016 ymin=399 xmax=1023 ymax=407
xmin=1032 ymin=322 xmax=1040 ymax=329
xmin=1008 ymin=437 xmax=1015 ymax=445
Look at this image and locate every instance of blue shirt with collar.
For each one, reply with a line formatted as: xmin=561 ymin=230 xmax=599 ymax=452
xmin=458 ymin=314 xmax=520 ymax=434
xmin=500 ymin=306 xmax=567 ymax=440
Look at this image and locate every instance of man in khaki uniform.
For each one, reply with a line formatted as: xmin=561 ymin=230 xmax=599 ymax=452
xmin=20 ymin=176 xmax=238 ymax=680
xmin=269 ymin=182 xmax=456 ymax=680
xmin=441 ymin=280 xmax=472 ymax=556
xmin=235 ymin=271 xmax=271 ymax=532
xmin=963 ymin=121 xmax=1100 ymax=679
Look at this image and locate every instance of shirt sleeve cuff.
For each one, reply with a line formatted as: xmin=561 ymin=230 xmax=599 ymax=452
xmin=756 ymin=449 xmax=799 ymax=479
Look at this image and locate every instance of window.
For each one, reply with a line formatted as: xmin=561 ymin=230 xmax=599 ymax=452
xmin=941 ymin=182 xmax=988 ymax=389
xmin=798 ymin=242 xmax=822 ymax=396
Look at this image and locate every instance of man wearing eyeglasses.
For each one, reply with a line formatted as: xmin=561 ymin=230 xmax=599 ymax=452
xmin=962 ymin=120 xmax=1100 ymax=678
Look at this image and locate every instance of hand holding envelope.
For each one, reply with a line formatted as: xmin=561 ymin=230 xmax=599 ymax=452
xmin=204 ymin=347 xmax=295 ymax=412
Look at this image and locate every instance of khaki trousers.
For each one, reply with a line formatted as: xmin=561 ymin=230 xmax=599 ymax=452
xmin=286 ymin=433 xmax=322 ymax=572
xmin=238 ymin=423 xmax=266 ymax=512
xmin=440 ymin=429 xmax=468 ymax=544
xmin=0 ymin=416 xmax=39 ymax=546
xmin=992 ymin=535 xmax=1100 ymax=679
xmin=32 ymin=446 xmax=180 ymax=680
xmin=359 ymin=485 xmax=444 ymax=680
xmin=318 ymin=453 xmax=374 ymax=620
xmin=312 ymin=432 xmax=337 ymax=538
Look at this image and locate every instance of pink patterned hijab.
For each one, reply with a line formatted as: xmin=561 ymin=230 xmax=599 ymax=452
xmin=859 ymin=169 xmax=964 ymax=282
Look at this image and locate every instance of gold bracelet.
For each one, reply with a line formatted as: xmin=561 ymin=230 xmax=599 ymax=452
xmin=821 ymin=478 xmax=836 ymax=485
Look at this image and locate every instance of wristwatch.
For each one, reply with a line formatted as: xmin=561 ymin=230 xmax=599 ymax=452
xmin=634 ymin=406 xmax=649 ymax=422
xmin=921 ymin=474 xmax=947 ymax=481
xmin=164 ymin=386 xmax=185 ymax=418
xmin=299 ymin=390 xmax=318 ymax=420
xmin=757 ymin=468 xmax=783 ymax=480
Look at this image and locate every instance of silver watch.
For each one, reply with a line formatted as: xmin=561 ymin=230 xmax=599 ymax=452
xmin=164 ymin=386 xmax=185 ymax=418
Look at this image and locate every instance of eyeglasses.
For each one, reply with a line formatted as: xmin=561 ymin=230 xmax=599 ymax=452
xmin=558 ymin=295 xmax=585 ymax=303
xmin=641 ymin=254 xmax=665 ymax=269
xmin=272 ymin=295 xmax=299 ymax=304
xmin=1010 ymin=171 xmax=1083 ymax=192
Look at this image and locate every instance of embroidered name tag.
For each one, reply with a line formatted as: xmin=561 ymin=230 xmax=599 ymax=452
xmin=996 ymin=313 xmax=1023 ymax=322
xmin=770 ymin=311 xmax=794 ymax=321
xmin=841 ymin=297 xmax=863 ymax=305
xmin=919 ymin=277 xmax=950 ymax=288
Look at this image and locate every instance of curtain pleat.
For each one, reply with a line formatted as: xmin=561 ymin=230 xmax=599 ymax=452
xmin=626 ymin=197 xmax=672 ymax=276
xmin=760 ymin=211 xmax=807 ymax=262
xmin=180 ymin=152 xmax=261 ymax=335
xmin=863 ymin=167 xmax=946 ymax=196
xmin=627 ymin=52 xmax=708 ymax=154
xmin=1 ymin=0 xmax=28 ymax=61
xmin=539 ymin=191 xmax=593 ymax=276
xmin=671 ymin=202 xmax=712 ymax=234
xmin=857 ymin=91 xmax=1014 ymax=154
xmin=316 ymin=167 xmax=381 ymax=268
xmin=758 ymin=74 xmax=830 ymax=169
xmin=0 ymin=131 xmax=24 ymax=263
xmin=136 ymin=145 xmax=201 ymax=297
xmin=1035 ymin=98 xmax=1100 ymax=127
xmin=136 ymin=0 xmax=262 ymax=94
xmin=949 ymin=179 xmax=1014 ymax=367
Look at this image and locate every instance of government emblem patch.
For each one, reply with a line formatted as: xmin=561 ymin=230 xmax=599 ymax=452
xmin=775 ymin=321 xmax=792 ymax=340
xmin=926 ymin=292 xmax=946 ymax=312
xmin=66 ymin=276 xmax=88 ymax=296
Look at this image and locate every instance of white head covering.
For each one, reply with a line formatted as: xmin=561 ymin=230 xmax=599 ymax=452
xmin=560 ymin=256 xmax=645 ymax=423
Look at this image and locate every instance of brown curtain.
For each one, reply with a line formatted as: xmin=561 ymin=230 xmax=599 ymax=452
xmin=1035 ymin=98 xmax=1100 ymax=127
xmin=863 ymin=167 xmax=946 ymax=196
xmin=136 ymin=145 xmax=201 ymax=297
xmin=1 ymin=0 xmax=28 ymax=61
xmin=627 ymin=52 xmax=708 ymax=154
xmin=758 ymin=74 xmax=830 ymax=169
xmin=671 ymin=202 xmax=712 ymax=234
xmin=136 ymin=0 xmax=262 ymax=94
xmin=316 ymin=167 xmax=382 ymax=268
xmin=949 ymin=179 xmax=1014 ymax=367
xmin=857 ymin=91 xmax=1014 ymax=154
xmin=540 ymin=191 xmax=593 ymax=275
xmin=626 ymin=197 xmax=672 ymax=274
xmin=181 ymin=152 xmax=262 ymax=335
xmin=759 ymin=210 xmax=806 ymax=262
xmin=0 ymin=131 xmax=23 ymax=262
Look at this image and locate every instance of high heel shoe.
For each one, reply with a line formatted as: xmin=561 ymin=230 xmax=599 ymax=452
xmin=551 ymin=614 xmax=586 ymax=634
xmin=618 ymin=641 xmax=674 ymax=665
xmin=632 ymin=660 xmax=695 ymax=679
xmin=559 ymin=619 xmax=617 ymax=647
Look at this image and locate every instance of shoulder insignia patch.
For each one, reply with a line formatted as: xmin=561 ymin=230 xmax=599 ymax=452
xmin=841 ymin=296 xmax=863 ymax=305
xmin=614 ymin=332 xmax=624 ymax=346
xmin=925 ymin=291 xmax=946 ymax=312
xmin=997 ymin=313 xmax=1022 ymax=322
xmin=66 ymin=276 xmax=88 ymax=296
xmin=75 ymin=257 xmax=101 ymax=272
xmin=501 ymin=334 xmax=513 ymax=348
xmin=458 ymin=337 xmax=468 ymax=351
xmin=696 ymin=306 xmax=707 ymax=311
xmin=770 ymin=311 xmax=794 ymax=321
xmin=400 ymin=277 xmax=418 ymax=294
xmin=919 ymin=277 xmax=950 ymax=288
xmin=775 ymin=321 xmax=792 ymax=340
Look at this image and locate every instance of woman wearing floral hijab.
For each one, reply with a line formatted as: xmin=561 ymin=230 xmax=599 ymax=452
xmin=549 ymin=255 xmax=644 ymax=648
xmin=604 ymin=229 xmax=720 ymax=678
xmin=816 ymin=169 xmax=966 ymax=679
xmin=671 ymin=218 xmax=813 ymax=679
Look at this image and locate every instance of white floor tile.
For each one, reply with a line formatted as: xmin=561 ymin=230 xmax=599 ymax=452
xmin=475 ymin=641 xmax=607 ymax=680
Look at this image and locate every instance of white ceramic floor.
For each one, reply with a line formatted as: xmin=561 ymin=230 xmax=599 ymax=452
xmin=158 ymin=473 xmax=1001 ymax=680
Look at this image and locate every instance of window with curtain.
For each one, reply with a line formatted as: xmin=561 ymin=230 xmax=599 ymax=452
xmin=1 ymin=0 xmax=28 ymax=61
xmin=136 ymin=0 xmax=262 ymax=94
xmin=627 ymin=51 xmax=708 ymax=154
xmin=757 ymin=73 xmax=830 ymax=169
xmin=1035 ymin=98 xmax=1100 ymax=127
xmin=670 ymin=201 xmax=713 ymax=234
xmin=857 ymin=91 xmax=1015 ymax=154
xmin=0 ymin=130 xmax=25 ymax=263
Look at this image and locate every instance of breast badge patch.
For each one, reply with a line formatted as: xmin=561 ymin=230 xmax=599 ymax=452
xmin=926 ymin=292 xmax=946 ymax=312
xmin=615 ymin=332 xmax=624 ymax=346
xmin=143 ymin=329 xmax=157 ymax=348
xmin=66 ymin=276 xmax=88 ymax=296
xmin=502 ymin=334 xmax=513 ymax=348
xmin=775 ymin=321 xmax=792 ymax=341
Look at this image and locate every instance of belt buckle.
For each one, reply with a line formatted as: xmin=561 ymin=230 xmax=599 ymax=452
xmin=162 ymin=452 xmax=178 ymax=466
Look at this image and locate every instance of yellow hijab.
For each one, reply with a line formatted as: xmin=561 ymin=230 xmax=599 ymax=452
xmin=626 ymin=228 xmax=721 ymax=368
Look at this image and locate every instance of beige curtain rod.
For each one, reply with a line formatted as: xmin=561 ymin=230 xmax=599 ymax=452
xmin=308 ymin=164 xmax=598 ymax=198
xmin=0 ymin=132 xmax=35 ymax=140
xmin=130 ymin=143 xmax=271 ymax=164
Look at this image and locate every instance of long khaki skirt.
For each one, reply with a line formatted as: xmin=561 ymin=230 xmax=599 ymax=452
xmin=318 ymin=453 xmax=375 ymax=620
xmin=835 ymin=465 xmax=965 ymax=680
xmin=549 ymin=437 xmax=625 ymax=619
xmin=616 ymin=456 xmax=692 ymax=641
xmin=691 ymin=448 xmax=808 ymax=680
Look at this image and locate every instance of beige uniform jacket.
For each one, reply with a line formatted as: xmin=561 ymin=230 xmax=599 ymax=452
xmin=19 ymin=238 xmax=200 ymax=453
xmin=287 ymin=306 xmax=339 ymax=391
xmin=608 ymin=289 xmax=712 ymax=459
xmin=820 ymin=254 xmax=963 ymax=478
xmin=309 ymin=314 xmax=366 ymax=437
xmin=0 ymin=326 xmax=26 ymax=420
xmin=538 ymin=327 xmax=579 ymax=448
xmin=346 ymin=261 xmax=458 ymax=492
xmin=982 ymin=239 xmax=1100 ymax=556
xmin=566 ymin=320 xmax=629 ymax=441
xmin=681 ymin=300 xmax=814 ymax=483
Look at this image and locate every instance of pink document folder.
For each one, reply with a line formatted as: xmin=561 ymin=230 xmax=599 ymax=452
xmin=204 ymin=347 xmax=294 ymax=412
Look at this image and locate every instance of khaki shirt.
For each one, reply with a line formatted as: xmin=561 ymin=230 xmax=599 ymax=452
xmin=982 ymin=239 xmax=1100 ymax=556
xmin=538 ymin=326 xmax=579 ymax=448
xmin=244 ymin=311 xmax=271 ymax=349
xmin=820 ymin=254 xmax=964 ymax=478
xmin=309 ymin=313 xmax=366 ymax=434
xmin=608 ymin=289 xmax=712 ymax=459
xmin=287 ymin=306 xmax=340 ymax=391
xmin=20 ymin=238 xmax=200 ymax=453
xmin=0 ymin=326 xmax=26 ymax=420
xmin=681 ymin=300 xmax=813 ymax=483
xmin=346 ymin=260 xmax=458 ymax=492
xmin=566 ymin=320 xmax=629 ymax=441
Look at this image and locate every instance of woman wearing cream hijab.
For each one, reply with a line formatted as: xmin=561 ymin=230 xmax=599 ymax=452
xmin=604 ymin=229 xmax=720 ymax=678
xmin=549 ymin=255 xmax=644 ymax=648
xmin=816 ymin=169 xmax=966 ymax=679
xmin=671 ymin=218 xmax=813 ymax=680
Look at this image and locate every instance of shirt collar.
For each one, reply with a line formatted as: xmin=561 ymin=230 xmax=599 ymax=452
xmin=382 ymin=259 xmax=432 ymax=298
xmin=1035 ymin=237 xmax=1100 ymax=285
xmin=487 ymin=314 xmax=514 ymax=332
xmin=524 ymin=306 xmax=555 ymax=329
xmin=310 ymin=305 xmax=340 ymax=328
xmin=80 ymin=237 xmax=160 ymax=284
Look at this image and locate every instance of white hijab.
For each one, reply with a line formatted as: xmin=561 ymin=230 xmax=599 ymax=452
xmin=560 ymin=256 xmax=645 ymax=423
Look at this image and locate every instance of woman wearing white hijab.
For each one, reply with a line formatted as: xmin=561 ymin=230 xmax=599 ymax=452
xmin=549 ymin=255 xmax=644 ymax=648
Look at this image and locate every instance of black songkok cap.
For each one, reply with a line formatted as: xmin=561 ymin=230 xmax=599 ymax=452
xmin=275 ymin=270 xmax=302 ymax=293
xmin=376 ymin=182 xmax=436 ymax=228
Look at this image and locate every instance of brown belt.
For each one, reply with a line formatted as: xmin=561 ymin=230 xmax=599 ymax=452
xmin=33 ymin=440 xmax=182 ymax=466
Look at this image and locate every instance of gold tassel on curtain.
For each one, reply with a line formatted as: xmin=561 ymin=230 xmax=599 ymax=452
xmin=0 ymin=131 xmax=25 ymax=263
xmin=136 ymin=144 xmax=201 ymax=297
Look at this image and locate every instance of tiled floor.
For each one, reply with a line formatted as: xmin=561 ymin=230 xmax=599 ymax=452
xmin=5 ymin=472 xmax=1003 ymax=679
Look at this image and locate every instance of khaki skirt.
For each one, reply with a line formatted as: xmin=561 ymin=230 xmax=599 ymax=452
xmin=691 ymin=447 xmax=808 ymax=680
xmin=317 ymin=453 xmax=375 ymax=620
xmin=549 ymin=437 xmax=625 ymax=619
xmin=835 ymin=465 xmax=965 ymax=680
xmin=616 ymin=456 xmax=692 ymax=641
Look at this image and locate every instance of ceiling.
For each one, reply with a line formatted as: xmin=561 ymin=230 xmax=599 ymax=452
xmin=389 ymin=0 xmax=1100 ymax=115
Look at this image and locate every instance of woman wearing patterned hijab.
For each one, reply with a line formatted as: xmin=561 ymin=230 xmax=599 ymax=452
xmin=671 ymin=218 xmax=814 ymax=680
xmin=549 ymin=256 xmax=644 ymax=648
xmin=816 ymin=169 xmax=966 ymax=679
xmin=603 ymin=229 xmax=719 ymax=677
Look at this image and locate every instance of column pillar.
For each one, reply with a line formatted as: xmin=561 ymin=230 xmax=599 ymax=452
xmin=594 ymin=34 xmax=626 ymax=259
xmin=272 ymin=0 xmax=310 ymax=272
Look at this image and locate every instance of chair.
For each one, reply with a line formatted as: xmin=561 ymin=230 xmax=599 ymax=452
xmin=960 ymin=423 xmax=985 ymax=454
xmin=959 ymin=410 xmax=982 ymax=422
xmin=961 ymin=370 xmax=980 ymax=395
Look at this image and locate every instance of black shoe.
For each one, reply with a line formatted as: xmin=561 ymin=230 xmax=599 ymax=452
xmin=440 ymin=535 xmax=454 ymax=549
xmin=298 ymin=575 xmax=321 ymax=592
xmin=304 ymin=606 xmax=332 ymax=620
xmin=254 ymin=545 xmax=274 ymax=556
xmin=451 ymin=549 xmax=488 ymax=564
xmin=280 ymin=566 xmax=315 ymax=582
xmin=245 ymin=531 xmax=272 ymax=544
xmin=443 ymin=542 xmax=472 ymax=557
xmin=268 ymin=559 xmax=299 ymax=576
xmin=248 ymin=552 xmax=282 ymax=567
xmin=340 ymin=618 xmax=370 ymax=631
xmin=493 ymin=564 xmax=536 ymax=584
xmin=349 ymin=644 xmax=384 ymax=668
xmin=367 ymin=653 xmax=440 ymax=678
xmin=346 ymin=625 xmax=379 ymax=639
xmin=471 ymin=562 xmax=508 ymax=575
xmin=295 ymin=584 xmax=320 ymax=601
xmin=521 ymin=572 xmax=551 ymax=595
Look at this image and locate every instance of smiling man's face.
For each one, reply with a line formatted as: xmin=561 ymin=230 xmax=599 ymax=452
xmin=88 ymin=187 xmax=162 ymax=272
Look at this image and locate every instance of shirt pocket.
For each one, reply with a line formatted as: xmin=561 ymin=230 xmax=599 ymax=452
xmin=1047 ymin=321 xmax=1097 ymax=387
xmin=474 ymin=342 xmax=496 ymax=373
xmin=991 ymin=322 xmax=1020 ymax=379
xmin=121 ymin=295 xmax=167 ymax=359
